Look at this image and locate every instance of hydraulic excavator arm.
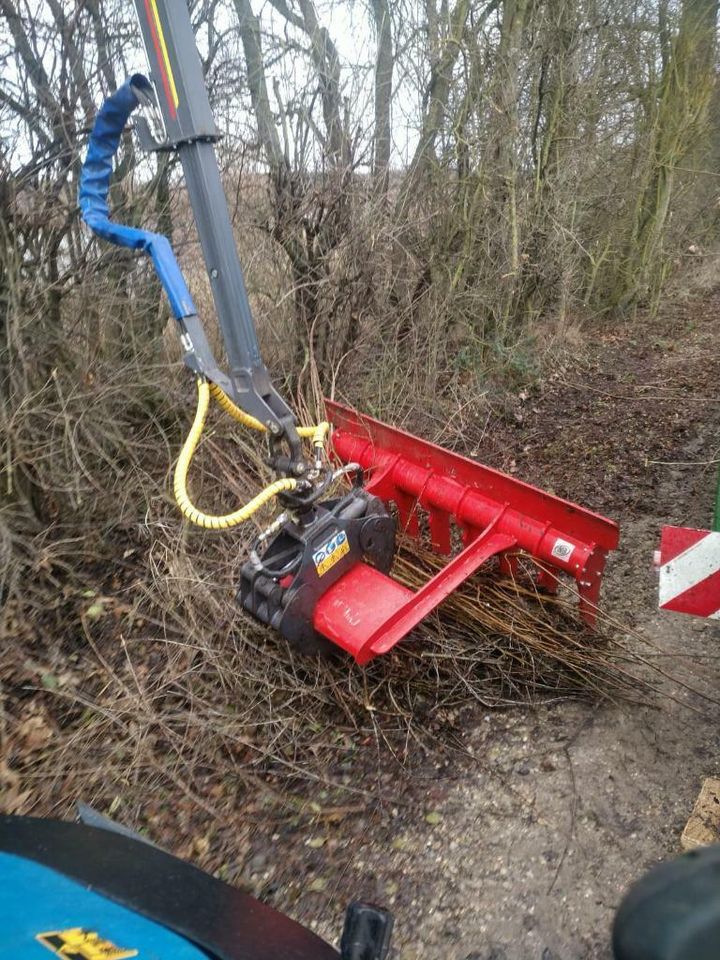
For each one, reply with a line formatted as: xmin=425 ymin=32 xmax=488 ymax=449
xmin=80 ymin=0 xmax=619 ymax=662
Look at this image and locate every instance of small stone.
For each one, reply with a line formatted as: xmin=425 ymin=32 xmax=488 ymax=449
xmin=193 ymin=834 xmax=210 ymax=856
xmin=249 ymin=852 xmax=267 ymax=874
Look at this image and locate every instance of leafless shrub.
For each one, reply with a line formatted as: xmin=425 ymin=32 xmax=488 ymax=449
xmin=2 ymin=0 xmax=718 ymax=836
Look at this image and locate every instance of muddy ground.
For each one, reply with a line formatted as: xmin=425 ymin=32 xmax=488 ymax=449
xmin=269 ymin=290 xmax=720 ymax=958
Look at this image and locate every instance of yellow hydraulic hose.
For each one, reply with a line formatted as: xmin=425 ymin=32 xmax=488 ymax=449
xmin=209 ymin=381 xmax=329 ymax=448
xmin=208 ymin=382 xmax=265 ymax=431
xmin=174 ymin=378 xmax=328 ymax=530
xmin=301 ymin=419 xmax=330 ymax=450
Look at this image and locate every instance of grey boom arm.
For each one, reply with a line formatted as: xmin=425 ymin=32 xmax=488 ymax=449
xmin=132 ymin=0 xmax=303 ymax=466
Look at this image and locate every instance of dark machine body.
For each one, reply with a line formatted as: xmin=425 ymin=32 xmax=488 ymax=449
xmin=1 ymin=812 xmax=717 ymax=959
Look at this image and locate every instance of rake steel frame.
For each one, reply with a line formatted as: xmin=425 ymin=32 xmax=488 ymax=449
xmin=313 ymin=402 xmax=620 ymax=662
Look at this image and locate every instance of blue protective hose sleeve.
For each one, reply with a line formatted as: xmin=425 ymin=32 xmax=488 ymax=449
xmin=78 ymin=75 xmax=197 ymax=319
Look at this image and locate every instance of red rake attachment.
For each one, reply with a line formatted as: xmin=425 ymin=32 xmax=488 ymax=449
xmin=315 ymin=402 xmax=620 ymax=664
xmin=79 ymin=9 xmax=617 ymax=668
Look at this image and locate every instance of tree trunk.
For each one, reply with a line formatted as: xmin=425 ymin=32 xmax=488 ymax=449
xmin=371 ymin=0 xmax=393 ymax=192
xmin=397 ymin=0 xmax=480 ymax=210
xmin=487 ymin=0 xmax=529 ymax=329
xmin=619 ymin=0 xmax=719 ymax=310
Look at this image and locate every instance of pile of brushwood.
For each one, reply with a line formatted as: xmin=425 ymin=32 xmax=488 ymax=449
xmin=0 ymin=263 xmax=666 ymax=827
xmin=3 ymin=431 xmax=660 ymax=825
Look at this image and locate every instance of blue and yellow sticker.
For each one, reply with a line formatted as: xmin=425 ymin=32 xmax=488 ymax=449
xmin=313 ymin=531 xmax=350 ymax=576
xmin=0 ymin=852 xmax=208 ymax=960
xmin=36 ymin=927 xmax=137 ymax=959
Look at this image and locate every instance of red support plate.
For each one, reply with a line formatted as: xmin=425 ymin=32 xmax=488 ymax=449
xmin=313 ymin=529 xmax=516 ymax=664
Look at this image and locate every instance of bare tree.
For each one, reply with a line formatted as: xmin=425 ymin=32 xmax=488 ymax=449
xmin=371 ymin=0 xmax=393 ymax=189
xmin=619 ymin=0 xmax=720 ymax=308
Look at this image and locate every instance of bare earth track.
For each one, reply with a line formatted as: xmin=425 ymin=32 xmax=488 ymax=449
xmin=275 ymin=289 xmax=720 ymax=959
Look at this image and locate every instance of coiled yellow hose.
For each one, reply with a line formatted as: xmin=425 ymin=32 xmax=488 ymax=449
xmin=173 ymin=378 xmax=328 ymax=530
xmin=209 ymin=381 xmax=266 ymax=431
xmin=209 ymin=382 xmax=329 ymax=448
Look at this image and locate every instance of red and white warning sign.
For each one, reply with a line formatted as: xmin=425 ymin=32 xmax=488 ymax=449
xmin=657 ymin=526 xmax=720 ymax=619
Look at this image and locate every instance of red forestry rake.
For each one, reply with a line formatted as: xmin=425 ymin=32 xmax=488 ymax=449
xmin=314 ymin=404 xmax=620 ymax=663
xmin=79 ymin=0 xmax=620 ymax=665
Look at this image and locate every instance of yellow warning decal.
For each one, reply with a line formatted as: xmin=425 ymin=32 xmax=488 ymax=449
xmin=36 ymin=928 xmax=138 ymax=960
xmin=313 ymin=531 xmax=350 ymax=576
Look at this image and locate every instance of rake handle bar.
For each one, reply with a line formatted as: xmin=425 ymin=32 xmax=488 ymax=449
xmin=334 ymin=434 xmax=599 ymax=577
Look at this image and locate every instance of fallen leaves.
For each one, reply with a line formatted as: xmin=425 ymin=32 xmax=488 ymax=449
xmin=17 ymin=713 xmax=53 ymax=752
xmin=0 ymin=763 xmax=31 ymax=815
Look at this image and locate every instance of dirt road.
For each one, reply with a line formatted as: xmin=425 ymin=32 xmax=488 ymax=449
xmin=274 ymin=291 xmax=720 ymax=958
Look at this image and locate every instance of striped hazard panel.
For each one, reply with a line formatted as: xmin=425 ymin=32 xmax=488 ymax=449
xmin=658 ymin=526 xmax=720 ymax=619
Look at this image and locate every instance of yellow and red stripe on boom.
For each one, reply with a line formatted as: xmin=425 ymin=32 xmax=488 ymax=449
xmin=142 ymin=0 xmax=179 ymax=117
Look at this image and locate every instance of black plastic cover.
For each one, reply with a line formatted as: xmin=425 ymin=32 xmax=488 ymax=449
xmin=340 ymin=902 xmax=393 ymax=960
xmin=613 ymin=844 xmax=720 ymax=960
xmin=0 ymin=815 xmax=340 ymax=960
